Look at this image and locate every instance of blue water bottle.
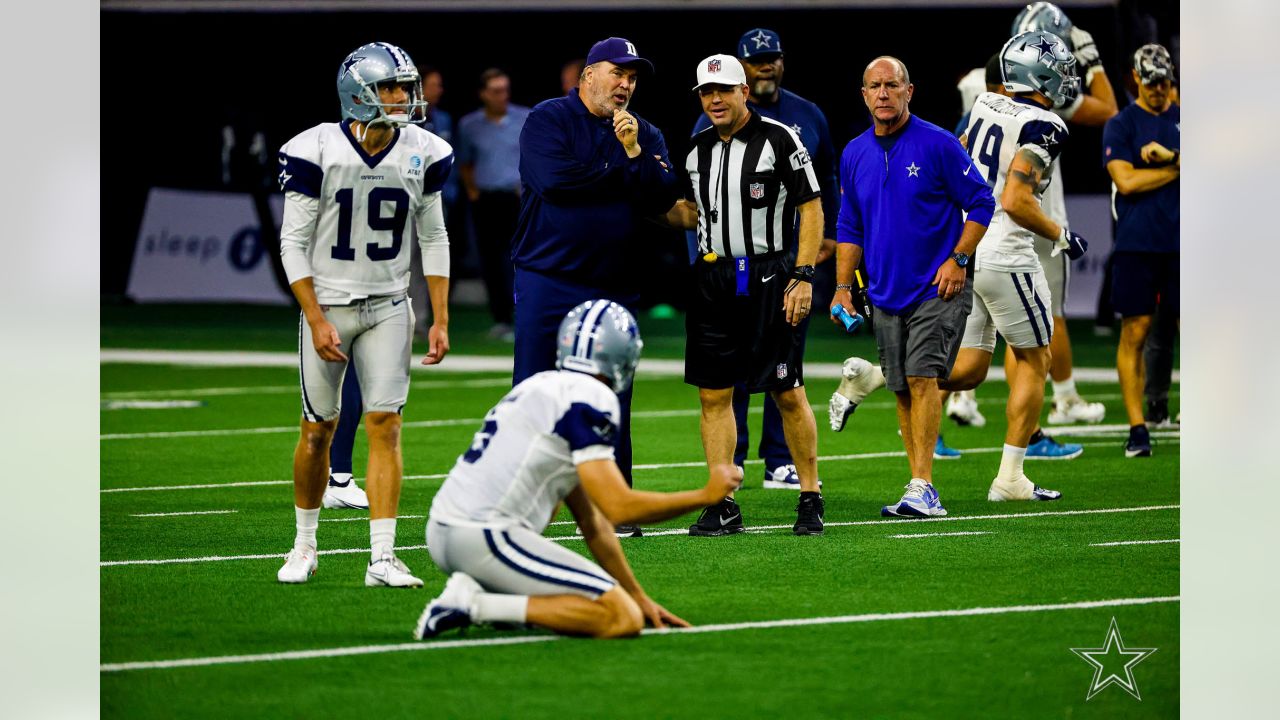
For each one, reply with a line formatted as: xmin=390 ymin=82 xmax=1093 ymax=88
xmin=831 ymin=304 xmax=864 ymax=334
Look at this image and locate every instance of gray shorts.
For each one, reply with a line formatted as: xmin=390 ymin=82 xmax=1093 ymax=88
xmin=427 ymin=520 xmax=617 ymax=599
xmin=1035 ymin=239 xmax=1069 ymax=317
xmin=298 ymin=293 xmax=413 ymax=422
xmin=872 ymin=285 xmax=972 ymax=393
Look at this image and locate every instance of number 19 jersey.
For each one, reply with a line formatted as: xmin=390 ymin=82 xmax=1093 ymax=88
xmin=278 ymin=120 xmax=453 ymax=303
xmin=964 ymin=92 xmax=1068 ymax=272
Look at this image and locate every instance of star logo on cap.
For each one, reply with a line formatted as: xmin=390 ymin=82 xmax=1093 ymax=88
xmin=751 ymin=30 xmax=775 ymax=50
xmin=1030 ymin=37 xmax=1059 ymax=61
xmin=906 ymin=162 xmax=921 ymax=178
xmin=1070 ymin=617 xmax=1158 ymax=701
xmin=791 ymin=123 xmax=803 ymax=135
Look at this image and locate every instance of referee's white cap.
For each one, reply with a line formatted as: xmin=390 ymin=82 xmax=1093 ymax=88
xmin=692 ymin=54 xmax=747 ymax=91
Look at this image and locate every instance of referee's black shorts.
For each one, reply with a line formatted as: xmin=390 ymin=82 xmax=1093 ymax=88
xmin=684 ymin=252 xmax=805 ymax=394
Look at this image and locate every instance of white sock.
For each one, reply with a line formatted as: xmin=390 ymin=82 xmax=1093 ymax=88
xmin=997 ymin=444 xmax=1027 ymax=480
xmin=294 ymin=507 xmax=320 ymax=550
xmin=330 ymin=471 xmax=353 ymax=485
xmin=370 ymin=518 xmax=396 ymax=560
xmin=910 ymin=477 xmax=930 ymax=488
xmin=472 ymin=593 xmax=529 ymax=624
xmin=1052 ymin=378 xmax=1078 ymax=402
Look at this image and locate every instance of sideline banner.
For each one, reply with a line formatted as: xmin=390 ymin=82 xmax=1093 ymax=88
xmin=126 ymin=188 xmax=289 ymax=304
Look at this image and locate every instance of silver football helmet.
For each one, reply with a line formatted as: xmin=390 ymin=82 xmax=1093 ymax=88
xmin=1011 ymin=2 xmax=1074 ymax=50
xmin=336 ymin=42 xmax=428 ymax=135
xmin=1000 ymin=30 xmax=1080 ymax=109
xmin=556 ymin=300 xmax=643 ymax=393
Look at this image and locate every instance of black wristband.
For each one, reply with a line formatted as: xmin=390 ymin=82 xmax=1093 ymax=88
xmin=791 ymin=265 xmax=816 ymax=283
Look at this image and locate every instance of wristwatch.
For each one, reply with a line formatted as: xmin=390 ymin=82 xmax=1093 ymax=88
xmin=951 ymin=252 xmax=970 ymax=268
xmin=791 ymin=264 xmax=816 ymax=283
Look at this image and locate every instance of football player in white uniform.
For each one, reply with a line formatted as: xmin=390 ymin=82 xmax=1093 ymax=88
xmin=942 ymin=31 xmax=1090 ymax=502
xmin=276 ymin=42 xmax=454 ymax=587
xmin=415 ymin=301 xmax=740 ymax=639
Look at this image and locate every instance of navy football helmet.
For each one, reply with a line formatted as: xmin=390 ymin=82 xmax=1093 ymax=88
xmin=1000 ymin=30 xmax=1080 ymax=109
xmin=336 ymin=42 xmax=427 ymax=134
xmin=556 ymin=300 xmax=643 ymax=393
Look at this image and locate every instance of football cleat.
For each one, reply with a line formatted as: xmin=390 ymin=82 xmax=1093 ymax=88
xmin=689 ymin=498 xmax=745 ymax=536
xmin=764 ymin=464 xmax=801 ymax=490
xmin=829 ymin=357 xmax=886 ymax=431
xmin=322 ymin=473 xmax=369 ymax=510
xmin=414 ymin=572 xmax=481 ymax=640
xmin=1047 ymin=396 xmax=1106 ymax=425
xmin=1146 ymin=399 xmax=1174 ymax=428
xmin=1125 ymin=425 xmax=1152 ymax=458
xmin=365 ymin=552 xmax=424 ymax=588
xmin=793 ymin=493 xmax=825 ymax=536
xmin=882 ymin=479 xmax=948 ymax=518
xmin=934 ymin=435 xmax=962 ymax=460
xmin=614 ymin=524 xmax=643 ymax=538
xmin=987 ymin=475 xmax=1062 ymax=502
xmin=1026 ymin=434 xmax=1083 ymax=460
xmin=277 ymin=546 xmax=318 ymax=584
xmin=946 ymin=390 xmax=987 ymax=427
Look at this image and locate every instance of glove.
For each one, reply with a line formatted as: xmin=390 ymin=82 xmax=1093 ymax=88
xmin=1052 ymin=227 xmax=1089 ymax=260
xmin=1069 ymin=26 xmax=1101 ymax=70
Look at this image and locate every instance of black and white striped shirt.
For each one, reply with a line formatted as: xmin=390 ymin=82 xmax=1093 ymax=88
xmin=685 ymin=112 xmax=820 ymax=258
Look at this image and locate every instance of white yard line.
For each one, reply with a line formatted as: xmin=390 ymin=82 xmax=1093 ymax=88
xmin=100 ymin=504 xmax=1179 ymax=567
xmin=99 ymin=594 xmax=1179 ymax=673
xmin=319 ymin=515 xmax=424 ymax=523
xmin=890 ymin=531 xmax=992 ymax=539
xmin=101 ymin=377 xmax=513 ymax=400
xmin=130 ymin=510 xmax=239 ymax=518
xmin=1090 ymin=538 xmax=1181 ymax=547
xmin=103 ymin=480 xmax=291 ymax=494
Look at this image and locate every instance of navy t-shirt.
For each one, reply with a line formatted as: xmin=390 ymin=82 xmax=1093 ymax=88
xmin=1102 ymin=103 xmax=1180 ymax=253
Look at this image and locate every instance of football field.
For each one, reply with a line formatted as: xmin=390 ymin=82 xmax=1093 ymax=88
xmin=101 ymin=306 xmax=1179 ymax=717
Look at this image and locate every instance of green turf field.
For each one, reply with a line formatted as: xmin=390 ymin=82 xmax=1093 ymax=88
xmin=101 ymin=305 xmax=1179 ymax=718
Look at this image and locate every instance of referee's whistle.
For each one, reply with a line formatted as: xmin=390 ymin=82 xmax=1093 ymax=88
xmin=831 ymin=304 xmax=864 ymax=334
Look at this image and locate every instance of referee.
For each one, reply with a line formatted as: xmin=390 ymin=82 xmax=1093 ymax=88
xmin=666 ymin=54 xmax=824 ymax=537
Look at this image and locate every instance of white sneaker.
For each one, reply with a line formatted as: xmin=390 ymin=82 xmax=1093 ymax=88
xmin=829 ymin=357 xmax=886 ymax=431
xmin=414 ymin=572 xmax=482 ymax=639
xmin=1047 ymin=396 xmax=1106 ymax=425
xmin=987 ymin=475 xmax=1062 ymax=502
xmin=762 ymin=464 xmax=823 ymax=490
xmin=323 ymin=473 xmax=369 ymax=510
xmin=946 ymin=390 xmax=986 ymax=427
xmin=365 ymin=552 xmax=424 ymax=588
xmin=277 ymin=546 xmax=318 ymax=583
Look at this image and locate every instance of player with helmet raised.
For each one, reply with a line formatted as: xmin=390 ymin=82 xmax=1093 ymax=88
xmin=941 ymin=30 xmax=1090 ymax=503
xmin=276 ymin=42 xmax=454 ymax=588
xmin=415 ymin=301 xmax=741 ymax=640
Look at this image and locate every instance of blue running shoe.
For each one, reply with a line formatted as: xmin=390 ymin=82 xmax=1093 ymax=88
xmin=414 ymin=572 xmax=480 ymax=640
xmin=934 ymin=435 xmax=962 ymax=460
xmin=882 ymin=479 xmax=948 ymax=517
xmin=1026 ymin=434 xmax=1083 ymax=460
xmin=1125 ymin=425 xmax=1152 ymax=458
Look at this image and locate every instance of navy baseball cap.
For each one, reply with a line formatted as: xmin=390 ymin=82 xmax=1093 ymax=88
xmin=586 ymin=37 xmax=654 ymax=72
xmin=737 ymin=28 xmax=783 ymax=60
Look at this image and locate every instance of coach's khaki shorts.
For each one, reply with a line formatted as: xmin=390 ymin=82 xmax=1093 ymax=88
xmin=298 ymin=293 xmax=413 ymax=422
xmin=962 ymin=267 xmax=1054 ymax=353
xmin=427 ymin=519 xmax=617 ymax=599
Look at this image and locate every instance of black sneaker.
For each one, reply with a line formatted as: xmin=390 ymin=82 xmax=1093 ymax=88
xmin=793 ymin=492 xmax=825 ymax=536
xmin=614 ymin=524 xmax=643 ymax=537
xmin=1125 ymin=425 xmax=1152 ymax=458
xmin=688 ymin=498 xmax=745 ymax=536
xmin=1145 ymin=399 xmax=1169 ymax=426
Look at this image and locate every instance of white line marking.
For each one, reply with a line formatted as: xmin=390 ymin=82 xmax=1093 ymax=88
xmin=102 ymin=400 xmax=205 ymax=410
xmin=100 ymin=349 xmax=1179 ymax=384
xmin=99 ymin=594 xmax=1180 ymax=673
xmin=1046 ymin=423 xmax=1180 ymax=437
xmin=890 ymin=531 xmax=991 ymax=539
xmin=103 ymin=480 xmax=291 ymax=493
xmin=1090 ymin=538 xmax=1180 ymax=547
xmin=319 ymin=515 xmax=424 ymax=523
xmin=101 ymin=378 xmax=513 ymax=401
xmin=100 ymin=505 xmax=1179 ymax=567
xmin=130 ymin=510 xmax=238 ymax=518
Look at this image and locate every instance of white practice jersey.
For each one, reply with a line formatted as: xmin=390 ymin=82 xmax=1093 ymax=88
xmin=277 ymin=121 xmax=454 ymax=303
xmin=964 ymin=92 xmax=1068 ymax=272
xmin=429 ymin=371 xmax=621 ymax=533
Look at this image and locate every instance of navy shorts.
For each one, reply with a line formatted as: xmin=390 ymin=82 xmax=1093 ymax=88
xmin=1110 ymin=251 xmax=1179 ymax=318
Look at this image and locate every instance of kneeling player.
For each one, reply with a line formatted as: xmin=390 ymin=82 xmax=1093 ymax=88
xmin=415 ymin=300 xmax=740 ymax=640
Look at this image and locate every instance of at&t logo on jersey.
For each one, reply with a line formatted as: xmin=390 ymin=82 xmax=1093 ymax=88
xmin=405 ymin=154 xmax=423 ymax=178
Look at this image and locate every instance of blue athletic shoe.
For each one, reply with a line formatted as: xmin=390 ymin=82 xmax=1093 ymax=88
xmin=1026 ymin=433 xmax=1083 ymax=460
xmin=882 ymin=479 xmax=948 ymax=517
xmin=414 ymin=572 xmax=480 ymax=640
xmin=1125 ymin=425 xmax=1152 ymax=458
xmin=934 ymin=435 xmax=962 ymax=460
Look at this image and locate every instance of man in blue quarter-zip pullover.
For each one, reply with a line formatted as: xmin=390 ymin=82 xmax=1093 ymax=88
xmin=510 ymin=38 xmax=681 ymax=533
xmin=831 ymin=56 xmax=995 ymax=519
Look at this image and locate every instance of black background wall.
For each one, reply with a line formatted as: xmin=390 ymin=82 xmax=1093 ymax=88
xmin=101 ymin=3 xmax=1158 ymax=296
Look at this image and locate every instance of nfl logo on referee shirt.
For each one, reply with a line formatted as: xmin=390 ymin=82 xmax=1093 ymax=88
xmin=750 ymin=183 xmax=765 ymax=200
xmin=708 ymin=58 xmax=722 ymax=73
xmin=777 ymin=364 xmax=788 ymax=379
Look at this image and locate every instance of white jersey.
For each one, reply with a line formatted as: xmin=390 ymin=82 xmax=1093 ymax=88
xmin=277 ymin=121 xmax=454 ymax=304
xmin=964 ymin=92 xmax=1069 ymax=272
xmin=429 ymin=371 xmax=621 ymax=533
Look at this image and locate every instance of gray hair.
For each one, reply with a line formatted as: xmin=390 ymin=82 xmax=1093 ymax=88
xmin=863 ymin=56 xmax=911 ymax=87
